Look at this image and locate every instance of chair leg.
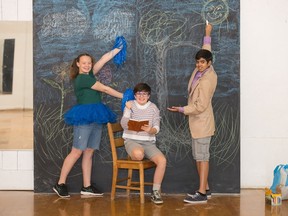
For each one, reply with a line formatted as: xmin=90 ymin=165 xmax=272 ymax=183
xmin=139 ymin=167 xmax=145 ymax=204
xmin=127 ymin=168 xmax=132 ymax=196
xmin=111 ymin=166 xmax=118 ymax=200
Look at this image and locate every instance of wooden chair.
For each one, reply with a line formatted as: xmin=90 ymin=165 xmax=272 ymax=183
xmin=107 ymin=122 xmax=156 ymax=203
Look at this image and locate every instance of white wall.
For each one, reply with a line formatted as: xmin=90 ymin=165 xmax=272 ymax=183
xmin=0 ymin=0 xmax=33 ymax=110
xmin=0 ymin=0 xmax=32 ymax=21
xmin=0 ymin=21 xmax=33 ymax=110
xmin=1 ymin=0 xmax=288 ymax=189
xmin=241 ymin=0 xmax=288 ymax=187
xmin=0 ymin=150 xmax=33 ymax=189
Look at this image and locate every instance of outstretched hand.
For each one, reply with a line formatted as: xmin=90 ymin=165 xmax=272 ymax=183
xmin=167 ymin=106 xmax=181 ymax=112
xmin=113 ymin=36 xmax=127 ymax=66
xmin=113 ymin=36 xmax=126 ymax=50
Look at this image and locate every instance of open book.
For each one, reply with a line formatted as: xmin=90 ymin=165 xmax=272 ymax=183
xmin=128 ymin=119 xmax=149 ymax=132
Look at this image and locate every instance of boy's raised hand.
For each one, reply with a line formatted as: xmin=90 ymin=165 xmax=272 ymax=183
xmin=205 ymin=23 xmax=213 ymax=37
xmin=125 ymin=101 xmax=132 ymax=109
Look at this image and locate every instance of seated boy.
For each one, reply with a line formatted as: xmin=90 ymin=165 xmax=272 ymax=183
xmin=120 ymin=83 xmax=166 ymax=204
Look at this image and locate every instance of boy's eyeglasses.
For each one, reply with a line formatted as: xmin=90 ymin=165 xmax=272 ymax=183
xmin=135 ymin=92 xmax=149 ymax=97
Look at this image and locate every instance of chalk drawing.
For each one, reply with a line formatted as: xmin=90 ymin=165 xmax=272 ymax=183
xmin=41 ymin=7 xmax=89 ymax=38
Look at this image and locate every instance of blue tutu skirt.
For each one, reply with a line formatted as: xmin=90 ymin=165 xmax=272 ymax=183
xmin=64 ymin=103 xmax=117 ymax=125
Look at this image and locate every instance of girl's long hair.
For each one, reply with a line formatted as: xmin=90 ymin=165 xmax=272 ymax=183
xmin=70 ymin=53 xmax=95 ymax=80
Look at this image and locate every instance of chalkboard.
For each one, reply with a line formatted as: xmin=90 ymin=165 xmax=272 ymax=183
xmin=33 ymin=0 xmax=240 ymax=194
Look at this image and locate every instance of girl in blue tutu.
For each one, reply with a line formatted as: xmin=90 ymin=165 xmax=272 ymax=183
xmin=53 ymin=37 xmax=126 ymax=198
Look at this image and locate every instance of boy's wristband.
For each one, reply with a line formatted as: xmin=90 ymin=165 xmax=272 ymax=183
xmin=203 ymin=36 xmax=211 ymax=45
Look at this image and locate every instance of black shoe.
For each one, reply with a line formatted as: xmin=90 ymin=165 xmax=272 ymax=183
xmin=187 ymin=189 xmax=211 ymax=199
xmin=151 ymin=190 xmax=163 ymax=204
xmin=206 ymin=189 xmax=212 ymax=199
xmin=80 ymin=185 xmax=104 ymax=196
xmin=53 ymin=183 xmax=70 ymax=198
xmin=184 ymin=191 xmax=207 ymax=204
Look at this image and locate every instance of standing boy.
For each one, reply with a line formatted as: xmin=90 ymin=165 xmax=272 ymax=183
xmin=168 ymin=23 xmax=217 ymax=203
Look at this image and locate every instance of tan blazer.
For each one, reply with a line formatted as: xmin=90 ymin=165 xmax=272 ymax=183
xmin=183 ymin=43 xmax=217 ymax=139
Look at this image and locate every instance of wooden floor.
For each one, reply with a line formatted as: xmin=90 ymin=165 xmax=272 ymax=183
xmin=0 ymin=189 xmax=287 ymax=216
xmin=0 ymin=109 xmax=33 ymax=149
